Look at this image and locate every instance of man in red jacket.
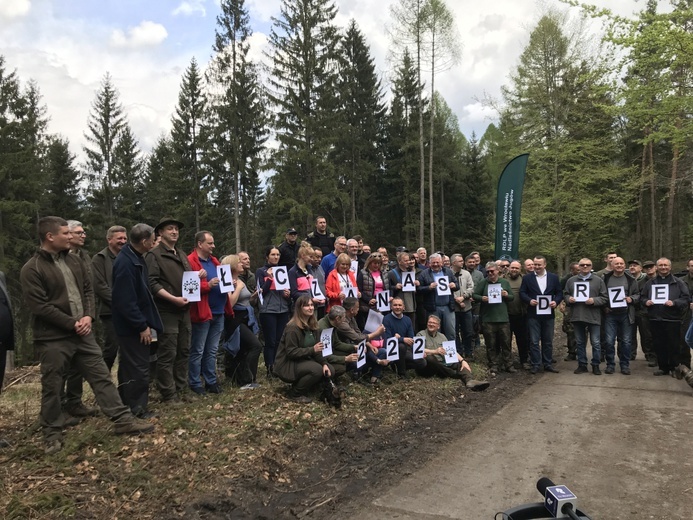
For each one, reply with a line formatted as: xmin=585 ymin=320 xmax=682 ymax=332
xmin=187 ymin=231 xmax=225 ymax=395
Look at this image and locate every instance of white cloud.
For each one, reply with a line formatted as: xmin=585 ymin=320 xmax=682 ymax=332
xmin=0 ymin=0 xmax=30 ymax=19
xmin=172 ymin=0 xmax=206 ymax=17
xmin=110 ymin=21 xmax=168 ymax=49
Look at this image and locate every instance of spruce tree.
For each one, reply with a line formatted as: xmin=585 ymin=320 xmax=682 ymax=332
xmin=42 ymin=136 xmax=82 ymax=219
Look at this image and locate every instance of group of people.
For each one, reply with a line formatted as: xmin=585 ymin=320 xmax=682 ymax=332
xmin=3 ymin=214 xmax=693 ymax=454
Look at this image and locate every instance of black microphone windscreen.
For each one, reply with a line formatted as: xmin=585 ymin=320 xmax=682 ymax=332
xmin=536 ymin=477 xmax=556 ymax=496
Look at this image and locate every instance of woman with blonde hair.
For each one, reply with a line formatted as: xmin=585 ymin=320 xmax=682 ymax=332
xmin=325 ymin=253 xmax=359 ymax=311
xmin=221 ymin=254 xmax=262 ymax=388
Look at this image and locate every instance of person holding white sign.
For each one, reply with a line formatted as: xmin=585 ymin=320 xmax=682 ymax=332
xmin=256 ymin=246 xmax=291 ymax=379
xmin=564 ymin=258 xmax=608 ymax=375
xmin=640 ymin=257 xmax=691 ymax=376
xmin=325 ymin=253 xmax=359 ymax=311
xmin=187 ymin=231 xmax=225 ymax=395
xmin=274 ymin=295 xmax=337 ymax=403
xmin=520 ymin=255 xmax=563 ymax=375
xmin=220 ymin=255 xmax=262 ymax=389
xmin=387 ymin=252 xmax=420 ymax=325
xmin=357 ymin=253 xmax=391 ymax=329
xmin=317 ymin=306 xmax=364 ymax=379
xmin=289 ymin=243 xmax=325 ymax=310
xmin=473 ymin=262 xmax=514 ymax=377
xmin=601 ymin=258 xmax=639 ymax=375
xmin=450 ymin=253 xmax=475 ymax=359
xmin=310 ymin=248 xmax=328 ymax=320
xmin=416 ymin=253 xmax=457 ymax=345
xmin=383 ymin=298 xmax=426 ymax=379
xmin=414 ymin=315 xmax=489 ymax=391
xmin=145 ymin=217 xmax=193 ymax=403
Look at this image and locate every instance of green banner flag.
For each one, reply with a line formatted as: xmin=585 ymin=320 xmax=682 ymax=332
xmin=494 ymin=154 xmax=528 ymax=261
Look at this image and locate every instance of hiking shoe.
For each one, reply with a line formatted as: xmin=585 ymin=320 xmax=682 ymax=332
xmin=530 ymin=366 xmax=539 ymax=375
xmin=574 ymin=365 xmax=588 ymax=374
xmin=621 ymin=368 xmax=631 ymax=375
xmin=205 ymin=384 xmax=223 ymax=394
xmin=521 ymin=363 xmax=532 ymax=371
xmin=592 ymin=365 xmax=602 ymax=375
xmin=653 ymin=369 xmax=669 ymax=376
xmin=66 ymin=403 xmax=99 ymax=417
xmin=466 ymin=380 xmax=490 ymax=392
xmin=135 ymin=410 xmax=158 ymax=419
xmin=114 ymin=418 xmax=155 ymax=435
xmin=44 ymin=439 xmax=62 ymax=455
xmin=544 ymin=366 xmax=560 ymax=373
xmin=605 ymin=366 xmax=615 ymax=375
xmin=505 ymin=366 xmax=517 ymax=374
xmin=647 ymin=360 xmax=658 ymax=367
xmin=62 ymin=414 xmax=81 ymax=428
xmin=564 ymin=354 xmax=577 ymax=361
xmin=190 ymin=386 xmax=207 ymax=396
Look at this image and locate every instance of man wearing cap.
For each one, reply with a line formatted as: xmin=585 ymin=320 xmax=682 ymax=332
xmin=278 ymin=228 xmax=300 ymax=267
xmin=638 ymin=261 xmax=658 ymax=366
xmin=146 ymin=217 xmax=193 ymax=403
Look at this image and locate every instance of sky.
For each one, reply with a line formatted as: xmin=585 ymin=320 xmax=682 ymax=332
xmin=0 ymin=0 xmax=646 ymax=161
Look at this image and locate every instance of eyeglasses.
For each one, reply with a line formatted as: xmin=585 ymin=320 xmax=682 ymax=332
xmin=74 ymin=231 xmax=86 ymax=236
xmin=486 ymin=269 xmax=497 ymax=273
xmin=579 ymin=263 xmax=592 ymax=267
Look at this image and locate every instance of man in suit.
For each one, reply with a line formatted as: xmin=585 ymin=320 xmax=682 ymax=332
xmin=0 ymin=270 xmax=14 ymax=448
xmin=520 ymin=255 xmax=564 ymax=374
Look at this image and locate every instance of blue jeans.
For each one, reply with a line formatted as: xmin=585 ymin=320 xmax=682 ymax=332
xmin=189 ymin=314 xmax=225 ymax=389
xmin=431 ymin=306 xmax=456 ymax=343
xmin=604 ymin=312 xmax=632 ymax=370
xmin=573 ymin=321 xmax=601 ymax=367
xmin=455 ymin=311 xmax=474 ymax=357
xmin=528 ymin=317 xmax=555 ymax=369
xmin=366 ymin=347 xmax=388 ymax=378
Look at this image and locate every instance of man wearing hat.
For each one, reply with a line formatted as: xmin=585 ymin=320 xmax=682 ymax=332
xmin=637 ymin=260 xmax=658 ymax=366
xmin=278 ymin=228 xmax=300 ymax=267
xmin=145 ymin=217 xmax=193 ymax=403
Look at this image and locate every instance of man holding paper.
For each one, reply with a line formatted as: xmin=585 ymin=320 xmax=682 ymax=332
xmin=640 ymin=258 xmax=690 ymax=376
xmin=415 ymin=315 xmax=489 ymax=391
xmin=417 ymin=253 xmax=457 ymax=345
xmin=383 ymin=298 xmax=426 ymax=379
xmin=520 ymin=255 xmax=563 ymax=375
xmin=145 ymin=217 xmax=193 ymax=403
xmin=564 ymin=258 xmax=607 ymax=375
xmin=473 ymin=262 xmax=514 ymax=376
xmin=601 ymin=257 xmax=639 ymax=375
xmin=316 ymin=306 xmax=361 ymax=379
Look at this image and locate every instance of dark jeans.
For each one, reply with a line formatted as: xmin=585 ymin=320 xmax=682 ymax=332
xmin=509 ymin=313 xmax=529 ymax=364
xmin=455 ymin=310 xmax=474 ymax=357
xmin=573 ymin=321 xmax=601 ymax=367
xmin=604 ymin=312 xmax=631 ymax=370
xmin=528 ymin=317 xmax=554 ymax=369
xmin=117 ymin=334 xmax=151 ymax=415
xmin=224 ymin=321 xmax=262 ymax=385
xmin=36 ymin=333 xmax=131 ymax=442
xmin=416 ymin=355 xmax=465 ymax=380
xmin=651 ymin=320 xmax=682 ymax=373
xmin=259 ymin=312 xmax=290 ymax=368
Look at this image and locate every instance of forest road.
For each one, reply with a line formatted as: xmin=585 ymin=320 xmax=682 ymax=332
xmin=349 ymin=357 xmax=693 ymax=520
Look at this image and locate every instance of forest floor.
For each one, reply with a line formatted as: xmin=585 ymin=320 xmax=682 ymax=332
xmin=0 ymin=340 xmax=542 ymax=520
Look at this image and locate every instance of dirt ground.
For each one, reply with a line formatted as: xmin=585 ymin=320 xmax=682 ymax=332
xmin=0 ymin=339 xmax=543 ymax=520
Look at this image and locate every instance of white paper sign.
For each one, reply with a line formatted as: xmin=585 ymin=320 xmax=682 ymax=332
xmin=320 ymin=327 xmax=334 ymax=357
xmin=651 ymin=284 xmax=669 ymax=305
xmin=273 ymin=266 xmax=290 ymax=290
xmin=487 ymin=283 xmax=502 ymax=304
xmin=401 ymin=271 xmax=417 ymax=292
xmin=181 ymin=271 xmax=201 ymax=302
xmin=350 ymin=260 xmax=359 ymax=274
xmin=608 ymin=287 xmax=628 ymax=309
xmin=356 ymin=340 xmax=367 ymax=369
xmin=536 ymin=295 xmax=552 ymax=315
xmin=363 ymin=309 xmax=384 ymax=334
xmin=385 ymin=337 xmax=400 ymax=362
xmin=573 ymin=282 xmax=589 ymax=302
xmin=376 ymin=290 xmax=391 ymax=312
xmin=311 ymin=278 xmax=325 ymax=300
xmin=436 ymin=274 xmax=451 ymax=296
xmin=344 ymin=286 xmax=358 ymax=299
xmin=442 ymin=340 xmax=458 ymax=364
xmin=412 ymin=336 xmax=425 ymax=360
xmin=216 ymin=264 xmax=235 ymax=294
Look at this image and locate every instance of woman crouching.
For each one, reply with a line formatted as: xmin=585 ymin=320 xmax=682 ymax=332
xmin=274 ymin=294 xmax=336 ymax=403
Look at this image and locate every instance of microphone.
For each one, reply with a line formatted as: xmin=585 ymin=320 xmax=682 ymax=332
xmin=536 ymin=477 xmax=580 ymax=519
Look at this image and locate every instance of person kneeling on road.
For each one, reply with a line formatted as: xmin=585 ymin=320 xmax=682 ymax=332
xmin=415 ymin=315 xmax=489 ymax=391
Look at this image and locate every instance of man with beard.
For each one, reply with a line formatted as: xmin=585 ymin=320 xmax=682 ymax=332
xmin=505 ymin=260 xmax=529 ymax=369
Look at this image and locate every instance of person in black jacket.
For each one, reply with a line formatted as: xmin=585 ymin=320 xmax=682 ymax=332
xmin=112 ymin=224 xmax=163 ymax=418
xmin=278 ymin=228 xmax=300 ymax=267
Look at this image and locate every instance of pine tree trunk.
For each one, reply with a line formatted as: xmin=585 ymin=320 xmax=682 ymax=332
xmin=428 ymin=37 xmax=436 ymax=253
xmin=648 ymin=141 xmax=656 ymax=258
xmin=665 ymin=142 xmax=679 ymax=257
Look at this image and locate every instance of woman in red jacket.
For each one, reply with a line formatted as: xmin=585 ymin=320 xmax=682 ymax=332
xmin=325 ymin=253 xmax=359 ymax=311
